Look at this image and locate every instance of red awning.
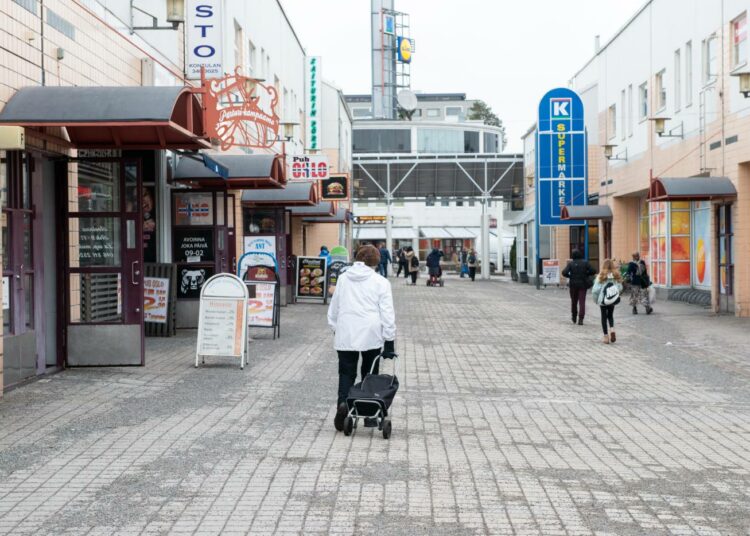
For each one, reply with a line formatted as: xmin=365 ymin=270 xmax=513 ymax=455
xmin=174 ymin=153 xmax=286 ymax=189
xmin=649 ymin=176 xmax=736 ymax=201
xmin=0 ymin=86 xmax=209 ymax=150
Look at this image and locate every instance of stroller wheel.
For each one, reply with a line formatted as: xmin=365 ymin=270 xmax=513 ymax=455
xmin=343 ymin=417 xmax=354 ymax=436
xmin=382 ymin=419 xmax=392 ymax=439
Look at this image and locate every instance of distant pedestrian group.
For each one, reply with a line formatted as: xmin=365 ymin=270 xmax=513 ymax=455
xmin=562 ymin=250 xmax=654 ymax=344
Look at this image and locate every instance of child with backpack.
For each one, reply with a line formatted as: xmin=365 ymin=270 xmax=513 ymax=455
xmin=592 ymin=259 xmax=624 ymax=344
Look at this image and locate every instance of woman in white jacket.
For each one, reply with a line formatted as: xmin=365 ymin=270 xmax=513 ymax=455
xmin=327 ymin=244 xmax=396 ymax=431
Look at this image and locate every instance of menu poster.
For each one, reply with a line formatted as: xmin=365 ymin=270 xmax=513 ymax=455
xmin=320 ymin=175 xmax=349 ymax=201
xmin=327 ymin=261 xmax=350 ymax=297
xmin=247 ymin=283 xmax=275 ymax=327
xmin=295 ymin=256 xmax=327 ymax=301
xmin=173 ymin=229 xmax=214 ymax=263
xmin=144 ymin=277 xmax=169 ymax=324
xmin=79 ymin=219 xmax=117 ymax=266
xmin=198 ymin=298 xmax=244 ymax=357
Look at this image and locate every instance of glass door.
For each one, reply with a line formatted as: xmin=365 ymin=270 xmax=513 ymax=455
xmin=65 ymin=159 xmax=144 ymax=366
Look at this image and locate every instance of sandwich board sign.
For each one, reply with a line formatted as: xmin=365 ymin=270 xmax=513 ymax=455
xmin=536 ymin=88 xmax=587 ymax=226
xmin=542 ymin=259 xmax=560 ymax=286
xmin=195 ymin=273 xmax=248 ymax=369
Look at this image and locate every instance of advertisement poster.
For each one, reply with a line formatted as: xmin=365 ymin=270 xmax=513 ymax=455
xmin=177 ymin=266 xmax=214 ymax=299
xmin=327 ymin=261 xmax=350 ymax=296
xmin=144 ymin=277 xmax=169 ymax=324
xmin=295 ymin=257 xmax=327 ymax=301
xmin=320 ymin=175 xmax=349 ymax=201
xmin=288 ymin=155 xmax=329 ymax=180
xmin=143 ymin=187 xmax=157 ymax=263
xmin=692 ymin=202 xmax=712 ymax=290
xmin=173 ymin=229 xmax=214 ymax=263
xmin=247 ymin=283 xmax=275 ymax=327
xmin=174 ymin=192 xmax=213 ymax=226
xmin=542 ymin=259 xmax=560 ymax=285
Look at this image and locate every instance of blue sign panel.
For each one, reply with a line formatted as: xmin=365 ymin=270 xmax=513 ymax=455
xmin=202 ymin=154 xmax=229 ymax=180
xmin=536 ymin=88 xmax=587 ymax=226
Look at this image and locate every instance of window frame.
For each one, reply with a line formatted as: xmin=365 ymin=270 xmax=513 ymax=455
xmin=655 ymin=69 xmax=667 ymax=112
xmin=607 ymin=104 xmax=617 ymax=140
xmin=732 ymin=12 xmax=748 ymax=69
xmin=638 ymin=82 xmax=649 ymax=122
xmin=702 ymin=35 xmax=718 ymax=86
xmin=674 ymin=49 xmax=682 ymax=112
xmin=685 ymin=41 xmax=693 ymax=107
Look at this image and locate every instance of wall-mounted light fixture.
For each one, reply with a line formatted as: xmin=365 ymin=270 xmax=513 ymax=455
xmin=130 ymin=0 xmax=184 ymax=33
xmin=731 ymin=69 xmax=750 ymax=98
xmin=649 ymin=116 xmax=683 ymax=139
xmin=278 ymin=122 xmax=299 ymax=142
xmin=602 ymin=144 xmax=627 ymax=161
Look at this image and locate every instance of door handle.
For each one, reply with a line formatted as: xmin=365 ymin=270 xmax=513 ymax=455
xmin=131 ymin=261 xmax=141 ymax=285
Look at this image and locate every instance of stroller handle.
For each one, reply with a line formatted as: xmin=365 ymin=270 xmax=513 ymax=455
xmin=370 ymin=352 xmax=400 ymax=382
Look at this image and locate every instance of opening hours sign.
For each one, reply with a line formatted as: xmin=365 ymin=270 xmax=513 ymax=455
xmin=536 ymin=88 xmax=587 ymax=226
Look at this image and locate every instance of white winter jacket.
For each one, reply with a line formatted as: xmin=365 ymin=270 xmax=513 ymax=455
xmin=327 ymin=262 xmax=396 ymax=351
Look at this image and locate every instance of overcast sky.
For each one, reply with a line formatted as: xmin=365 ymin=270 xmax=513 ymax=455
xmin=281 ymin=0 xmax=645 ymax=152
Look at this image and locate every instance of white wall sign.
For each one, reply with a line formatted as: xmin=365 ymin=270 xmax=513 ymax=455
xmin=186 ymin=0 xmax=223 ymax=80
xmin=196 ymin=274 xmax=249 ymax=369
xmin=144 ymin=277 xmax=170 ymax=324
xmin=289 ymin=155 xmax=330 ymax=180
xmin=306 ymin=57 xmax=321 ymax=150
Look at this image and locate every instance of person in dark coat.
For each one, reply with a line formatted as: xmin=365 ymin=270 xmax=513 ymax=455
xmin=626 ymin=252 xmax=653 ymax=315
xmin=378 ymin=243 xmax=392 ymax=277
xmin=396 ymin=247 xmax=407 ymax=277
xmin=561 ymin=249 xmax=596 ymax=325
xmin=426 ymin=248 xmax=443 ymax=279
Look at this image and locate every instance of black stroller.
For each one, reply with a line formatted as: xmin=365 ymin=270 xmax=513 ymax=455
xmin=344 ymin=354 xmax=400 ymax=439
xmin=426 ymin=266 xmax=444 ymax=287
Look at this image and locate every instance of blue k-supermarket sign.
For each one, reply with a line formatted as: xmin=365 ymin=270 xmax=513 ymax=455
xmin=536 ymin=88 xmax=587 ymax=226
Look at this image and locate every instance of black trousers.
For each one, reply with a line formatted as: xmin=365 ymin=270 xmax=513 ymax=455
xmin=409 ymin=271 xmax=417 ymax=284
xmin=396 ymin=261 xmax=406 ymax=277
xmin=337 ymin=348 xmax=380 ymax=405
xmin=600 ymin=305 xmax=615 ymax=334
xmin=569 ymin=287 xmax=587 ymax=319
xmin=469 ymin=267 xmax=476 ymax=281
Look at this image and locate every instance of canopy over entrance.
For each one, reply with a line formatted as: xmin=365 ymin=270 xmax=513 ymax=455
xmin=302 ymin=207 xmax=351 ymax=223
xmin=0 ymin=86 xmax=209 ymax=150
xmin=242 ymin=181 xmax=318 ymax=207
xmin=289 ymin=202 xmax=336 ymax=217
xmin=561 ymin=204 xmax=613 ymax=220
xmin=174 ymin=153 xmax=286 ymax=189
xmin=648 ymin=177 xmax=736 ymax=201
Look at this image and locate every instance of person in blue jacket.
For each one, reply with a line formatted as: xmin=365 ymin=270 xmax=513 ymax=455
xmin=319 ymin=245 xmax=332 ymax=267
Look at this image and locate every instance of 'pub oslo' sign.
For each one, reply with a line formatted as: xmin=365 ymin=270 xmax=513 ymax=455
xmin=536 ymin=88 xmax=587 ymax=226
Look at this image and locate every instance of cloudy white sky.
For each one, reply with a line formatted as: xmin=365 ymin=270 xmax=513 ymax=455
xmin=281 ymin=0 xmax=645 ymax=152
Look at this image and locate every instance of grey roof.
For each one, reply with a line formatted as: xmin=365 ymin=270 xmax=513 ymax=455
xmin=650 ymin=176 xmax=737 ymax=200
xmin=289 ymin=202 xmax=334 ymax=216
xmin=175 ymin=154 xmax=278 ymax=180
xmin=302 ymin=207 xmax=350 ymax=223
xmin=242 ymin=182 xmax=315 ymax=203
xmin=561 ymin=204 xmax=613 ymax=220
xmin=0 ymin=86 xmax=186 ymax=123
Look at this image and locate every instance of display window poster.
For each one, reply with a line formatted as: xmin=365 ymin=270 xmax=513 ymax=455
xmin=247 ymin=283 xmax=275 ymax=327
xmin=295 ymin=256 xmax=327 ymax=300
xmin=320 ymin=175 xmax=349 ymax=201
xmin=692 ymin=201 xmax=712 ymax=290
xmin=174 ymin=192 xmax=213 ymax=226
xmin=178 ymin=265 xmax=215 ymax=299
xmin=173 ymin=228 xmax=215 ymax=263
xmin=143 ymin=186 xmax=157 ymax=263
xmin=144 ymin=277 xmax=169 ymax=324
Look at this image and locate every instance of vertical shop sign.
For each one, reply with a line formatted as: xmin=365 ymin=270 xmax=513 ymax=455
xmin=307 ymin=57 xmax=321 ymax=150
xmin=536 ymin=88 xmax=587 ymax=226
xmin=144 ymin=277 xmax=170 ymax=324
xmin=186 ymin=0 xmax=223 ymax=79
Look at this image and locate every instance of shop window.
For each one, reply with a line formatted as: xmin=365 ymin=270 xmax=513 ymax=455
xmin=691 ymin=201 xmax=712 ymax=290
xmin=733 ymin=13 xmax=747 ymax=68
xmin=639 ymin=198 xmax=650 ymax=260
xmin=649 ymin=202 xmax=667 ymax=286
xmin=718 ymin=205 xmax=734 ymax=295
xmin=670 ymin=202 xmax=691 ymax=286
xmin=243 ymin=208 xmax=277 ymax=234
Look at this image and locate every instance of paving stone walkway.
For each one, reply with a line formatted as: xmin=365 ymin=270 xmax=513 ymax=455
xmin=1 ymin=275 xmax=750 ymax=535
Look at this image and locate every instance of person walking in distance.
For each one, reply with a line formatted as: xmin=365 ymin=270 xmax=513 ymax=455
xmin=405 ymin=246 xmax=419 ymax=285
xmin=395 ymin=247 xmax=407 ymax=278
xmin=327 ymin=245 xmax=396 ymax=431
xmin=592 ymin=259 xmax=624 ymax=344
xmin=562 ymin=249 xmax=596 ymax=325
xmin=460 ymin=248 xmax=468 ymax=278
xmin=467 ymin=249 xmax=478 ymax=281
xmin=378 ymin=242 xmax=392 ymax=277
xmin=626 ymin=252 xmax=653 ymax=315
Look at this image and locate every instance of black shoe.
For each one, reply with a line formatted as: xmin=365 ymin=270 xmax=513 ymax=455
xmin=363 ymin=417 xmax=378 ymax=428
xmin=577 ymin=318 xmax=584 ymax=325
xmin=646 ymin=306 xmax=653 ymax=315
xmin=632 ymin=306 xmax=638 ymax=315
xmin=334 ymin=403 xmax=347 ymax=432
xmin=572 ymin=314 xmax=577 ymax=324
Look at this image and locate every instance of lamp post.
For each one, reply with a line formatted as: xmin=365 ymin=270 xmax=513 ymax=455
xmin=730 ymin=70 xmax=750 ymax=97
xmin=648 ymin=116 xmax=683 ymax=139
xmin=130 ymin=0 xmax=184 ymax=33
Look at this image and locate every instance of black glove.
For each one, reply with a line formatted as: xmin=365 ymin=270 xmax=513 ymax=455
xmin=382 ymin=340 xmax=396 ymax=359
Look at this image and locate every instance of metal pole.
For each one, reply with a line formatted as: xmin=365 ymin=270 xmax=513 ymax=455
xmin=481 ymin=162 xmax=490 ymax=280
xmin=386 ymin=163 xmax=393 ymax=263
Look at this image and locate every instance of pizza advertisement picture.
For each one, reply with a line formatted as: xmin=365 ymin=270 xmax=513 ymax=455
xmin=320 ymin=175 xmax=349 ymax=201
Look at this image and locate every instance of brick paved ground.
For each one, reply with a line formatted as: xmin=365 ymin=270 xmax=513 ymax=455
xmin=1 ymin=275 xmax=750 ymax=535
